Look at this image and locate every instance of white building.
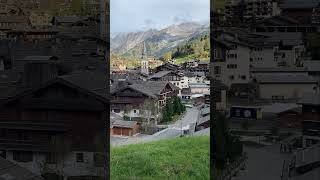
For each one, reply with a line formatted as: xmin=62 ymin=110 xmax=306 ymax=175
xmin=189 ymin=83 xmax=210 ymax=94
xmin=255 ymin=75 xmax=318 ymax=100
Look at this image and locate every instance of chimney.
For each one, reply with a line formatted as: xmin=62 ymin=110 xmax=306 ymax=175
xmin=23 ymin=62 xmax=58 ymax=88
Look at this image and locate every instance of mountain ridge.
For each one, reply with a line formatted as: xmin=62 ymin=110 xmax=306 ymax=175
xmin=111 ymin=21 xmax=209 ymax=58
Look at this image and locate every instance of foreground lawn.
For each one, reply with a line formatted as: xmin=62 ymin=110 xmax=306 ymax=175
xmin=111 ymin=136 xmax=210 ymax=180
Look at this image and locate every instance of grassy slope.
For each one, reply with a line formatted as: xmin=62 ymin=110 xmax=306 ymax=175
xmin=111 ymin=136 xmax=210 ymax=180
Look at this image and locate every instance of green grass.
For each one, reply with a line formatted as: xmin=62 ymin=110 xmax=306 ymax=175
xmin=111 ymin=136 xmax=210 ymax=180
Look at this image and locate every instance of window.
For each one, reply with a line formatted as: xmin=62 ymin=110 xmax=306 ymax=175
xmin=133 ymin=110 xmax=137 ymax=113
xmin=13 ymin=151 xmax=33 ymax=162
xmin=76 ymin=153 xmax=84 ymax=162
xmin=214 ymin=66 xmax=221 ymax=75
xmin=227 ymin=54 xmax=237 ymax=59
xmin=113 ymin=109 xmax=120 ymax=113
xmin=227 ymin=64 xmax=237 ymax=69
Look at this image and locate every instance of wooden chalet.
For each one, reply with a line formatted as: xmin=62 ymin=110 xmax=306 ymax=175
xmin=110 ymin=80 xmax=178 ymax=121
xmin=0 ymin=70 xmax=108 ymax=178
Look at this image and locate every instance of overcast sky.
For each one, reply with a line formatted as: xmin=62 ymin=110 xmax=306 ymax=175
xmin=110 ymin=0 xmax=209 ymax=34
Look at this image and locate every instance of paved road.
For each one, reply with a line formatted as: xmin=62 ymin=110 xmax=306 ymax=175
xmin=111 ymin=106 xmax=200 ymax=146
xmin=233 ymin=142 xmax=291 ymax=180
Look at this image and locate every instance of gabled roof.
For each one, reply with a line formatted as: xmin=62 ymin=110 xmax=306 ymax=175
xmin=111 ymin=81 xmax=175 ymax=99
xmin=111 ymin=120 xmax=138 ymax=129
xmin=148 ymin=71 xmax=181 ymax=80
xmin=0 ymin=71 xmax=109 ymax=106
xmin=0 ymin=157 xmax=43 ymax=180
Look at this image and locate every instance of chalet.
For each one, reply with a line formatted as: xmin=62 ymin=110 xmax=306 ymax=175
xmin=255 ymin=75 xmax=318 ymax=100
xmin=110 ymin=81 xmax=178 ymax=123
xmin=0 ymin=70 xmax=108 ymax=179
xmin=148 ymin=71 xmax=183 ymax=95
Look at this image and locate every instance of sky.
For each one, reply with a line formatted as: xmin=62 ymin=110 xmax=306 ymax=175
xmin=110 ymin=0 xmax=210 ymax=35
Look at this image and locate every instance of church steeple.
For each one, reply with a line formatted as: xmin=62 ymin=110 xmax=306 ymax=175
xmin=140 ymin=41 xmax=149 ymax=75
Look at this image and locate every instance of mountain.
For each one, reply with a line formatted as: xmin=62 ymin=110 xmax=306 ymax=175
xmin=111 ymin=22 xmax=209 ymax=58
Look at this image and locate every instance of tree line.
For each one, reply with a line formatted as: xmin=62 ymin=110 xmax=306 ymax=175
xmin=162 ymin=97 xmax=186 ymax=122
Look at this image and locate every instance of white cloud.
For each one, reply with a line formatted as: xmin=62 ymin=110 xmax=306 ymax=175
xmin=111 ymin=0 xmax=209 ymax=33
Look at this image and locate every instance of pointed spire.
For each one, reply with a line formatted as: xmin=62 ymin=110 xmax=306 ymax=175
xmin=142 ymin=41 xmax=146 ymax=56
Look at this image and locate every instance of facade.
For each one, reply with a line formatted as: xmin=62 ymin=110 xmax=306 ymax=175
xmin=256 ymin=75 xmax=318 ymax=100
xmin=0 ymin=71 xmax=108 ymax=179
xmin=148 ymin=71 xmax=182 ymax=95
xmin=110 ymin=81 xmax=178 ymax=123
xmin=189 ymin=83 xmax=210 ymax=94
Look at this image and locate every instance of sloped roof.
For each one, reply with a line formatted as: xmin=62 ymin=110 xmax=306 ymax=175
xmin=59 ymin=71 xmax=108 ymax=99
xmin=148 ymin=71 xmax=173 ymax=79
xmin=0 ymin=157 xmax=43 ymax=180
xmin=111 ymin=120 xmax=138 ymax=128
xmin=111 ymin=80 xmax=175 ymax=99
